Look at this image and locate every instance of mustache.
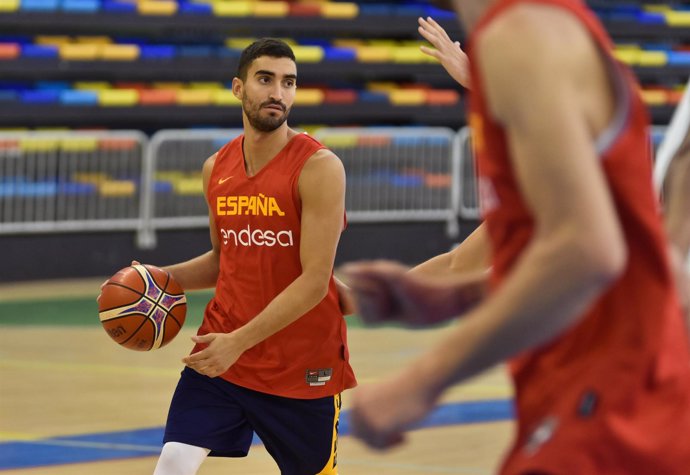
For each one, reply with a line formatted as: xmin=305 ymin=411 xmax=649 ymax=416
xmin=261 ymin=100 xmax=287 ymax=111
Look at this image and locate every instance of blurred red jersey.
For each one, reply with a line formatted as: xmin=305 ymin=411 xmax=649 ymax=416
xmin=197 ymin=132 xmax=356 ymax=399
xmin=468 ymin=0 xmax=690 ymax=473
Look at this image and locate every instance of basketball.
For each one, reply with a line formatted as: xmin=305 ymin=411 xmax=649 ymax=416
xmin=98 ymin=264 xmax=187 ymax=351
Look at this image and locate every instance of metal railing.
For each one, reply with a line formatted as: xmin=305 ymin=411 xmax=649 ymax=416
xmin=0 ymin=130 xmax=147 ymax=234
xmin=2 ymin=125 xmax=676 ymax=250
xmin=0 ymin=128 xmax=469 ymax=246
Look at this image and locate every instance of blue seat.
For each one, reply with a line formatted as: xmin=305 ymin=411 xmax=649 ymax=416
xmin=668 ymin=52 xmax=690 ymax=65
xmin=102 ymin=0 xmax=136 ymax=13
xmin=20 ymin=90 xmax=60 ymax=104
xmin=140 ymin=45 xmax=176 ymax=60
xmin=390 ymin=174 xmax=424 ymax=187
xmin=179 ymin=1 xmax=211 ymax=15
xmin=59 ymin=90 xmax=98 ymax=106
xmin=61 ymin=0 xmax=100 ymax=13
xmin=21 ymin=44 xmax=59 ymax=58
xmin=58 ymin=182 xmax=97 ymax=195
xmin=20 ymin=0 xmax=59 ymax=12
xmin=324 ymin=47 xmax=356 ymax=62
xmin=636 ymin=12 xmax=665 ymax=25
xmin=359 ymin=91 xmax=388 ymax=103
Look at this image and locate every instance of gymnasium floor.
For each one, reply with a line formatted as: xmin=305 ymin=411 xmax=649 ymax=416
xmin=0 ymin=278 xmax=514 ymax=474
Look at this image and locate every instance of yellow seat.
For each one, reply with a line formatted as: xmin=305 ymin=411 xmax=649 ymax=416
xmin=393 ymin=46 xmax=427 ymax=64
xmin=292 ymin=46 xmax=324 ymax=63
xmin=176 ymin=89 xmax=214 ymax=105
xmin=174 ymin=177 xmax=204 ymax=195
xmin=100 ymin=180 xmax=136 ymax=197
xmin=0 ymin=0 xmax=19 ymax=12
xmin=640 ymin=89 xmax=668 ymax=105
xmin=637 ymin=51 xmax=668 ymax=67
xmin=74 ymin=81 xmax=111 ymax=90
xmin=213 ymin=1 xmax=251 ymax=16
xmin=321 ymin=135 xmax=358 ymax=148
xmin=294 ymin=88 xmax=324 ymax=105
xmin=19 ymin=139 xmax=60 ymax=152
xmin=252 ymin=1 xmax=288 ymax=16
xmin=60 ymin=44 xmax=100 ymax=61
xmin=155 ymin=171 xmax=185 ymax=181
xmin=225 ymin=38 xmax=256 ymax=49
xmin=612 ymin=49 xmax=639 ymax=65
xmin=35 ymin=36 xmax=71 ymax=46
xmin=98 ymin=89 xmax=139 ymax=107
xmin=60 ymin=138 xmax=98 ymax=152
xmin=138 ymin=0 xmax=178 ymax=15
xmin=100 ymin=44 xmax=140 ymax=61
xmin=356 ymin=46 xmax=392 ymax=62
xmin=389 ymin=89 xmax=426 ymax=106
xmin=665 ymin=11 xmax=690 ymax=27
xmin=213 ymin=90 xmax=241 ymax=106
xmin=367 ymin=81 xmax=398 ymax=93
xmin=320 ymin=2 xmax=358 ymax=18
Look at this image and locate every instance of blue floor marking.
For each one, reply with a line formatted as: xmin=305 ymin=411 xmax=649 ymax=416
xmin=0 ymin=399 xmax=513 ymax=470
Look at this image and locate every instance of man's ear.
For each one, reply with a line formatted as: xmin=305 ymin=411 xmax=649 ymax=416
xmin=232 ymin=77 xmax=242 ymax=99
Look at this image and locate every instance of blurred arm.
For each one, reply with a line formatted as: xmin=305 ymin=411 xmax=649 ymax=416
xmin=406 ymin=5 xmax=627 ymax=398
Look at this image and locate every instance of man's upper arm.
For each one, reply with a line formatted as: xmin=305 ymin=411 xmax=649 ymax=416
xmin=476 ymin=6 xmax=622 ymax=249
xmin=202 ymin=153 xmax=221 ymax=253
xmin=298 ymin=149 xmax=346 ymax=277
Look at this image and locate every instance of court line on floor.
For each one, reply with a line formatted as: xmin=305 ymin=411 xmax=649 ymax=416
xmin=0 ymin=399 xmax=513 ymax=470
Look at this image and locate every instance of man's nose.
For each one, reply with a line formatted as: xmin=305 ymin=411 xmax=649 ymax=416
xmin=268 ymin=84 xmax=283 ymax=101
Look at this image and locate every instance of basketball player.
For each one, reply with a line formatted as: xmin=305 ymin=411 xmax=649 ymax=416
xmin=342 ymin=1 xmax=690 ymax=473
xmin=147 ymin=39 xmax=356 ymax=475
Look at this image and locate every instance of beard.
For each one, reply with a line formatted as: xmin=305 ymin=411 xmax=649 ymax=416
xmin=242 ymin=94 xmax=291 ymax=132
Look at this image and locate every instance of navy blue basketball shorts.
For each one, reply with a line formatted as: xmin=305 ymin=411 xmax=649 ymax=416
xmin=163 ymin=367 xmax=341 ymax=475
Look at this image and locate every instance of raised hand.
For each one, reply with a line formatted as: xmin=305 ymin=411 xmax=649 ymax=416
xmin=418 ymin=16 xmax=471 ymax=89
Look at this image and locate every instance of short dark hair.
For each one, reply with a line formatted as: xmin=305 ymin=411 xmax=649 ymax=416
xmin=236 ymin=38 xmax=296 ymax=81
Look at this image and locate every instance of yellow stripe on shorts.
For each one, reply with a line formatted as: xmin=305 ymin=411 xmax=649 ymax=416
xmin=316 ymin=393 xmax=341 ymax=475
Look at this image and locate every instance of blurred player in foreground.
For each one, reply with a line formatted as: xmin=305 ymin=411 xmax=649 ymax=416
xmin=342 ymin=1 xmax=690 ymax=473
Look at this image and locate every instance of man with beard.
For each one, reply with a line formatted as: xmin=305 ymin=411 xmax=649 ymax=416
xmin=150 ymin=38 xmax=356 ymax=475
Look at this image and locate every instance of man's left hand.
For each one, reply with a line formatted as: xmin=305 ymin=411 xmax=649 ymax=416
xmin=182 ymin=333 xmax=243 ymax=378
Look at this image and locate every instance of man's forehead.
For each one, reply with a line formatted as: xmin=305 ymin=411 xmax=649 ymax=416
xmin=248 ymin=56 xmax=297 ymax=76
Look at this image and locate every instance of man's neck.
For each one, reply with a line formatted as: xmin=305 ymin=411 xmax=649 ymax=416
xmin=242 ymin=123 xmax=295 ymax=176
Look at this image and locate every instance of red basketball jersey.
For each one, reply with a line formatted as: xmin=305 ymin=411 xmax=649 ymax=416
xmin=198 ymin=132 xmax=356 ymax=399
xmin=468 ymin=1 xmax=690 ymax=473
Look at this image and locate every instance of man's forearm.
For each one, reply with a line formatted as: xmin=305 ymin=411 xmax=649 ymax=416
xmin=163 ymin=250 xmax=220 ymax=291
xmin=231 ymin=272 xmax=331 ymax=351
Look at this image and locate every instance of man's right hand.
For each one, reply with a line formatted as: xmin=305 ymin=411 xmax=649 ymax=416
xmin=418 ymin=16 xmax=471 ymax=89
xmin=340 ymin=260 xmax=487 ymax=327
